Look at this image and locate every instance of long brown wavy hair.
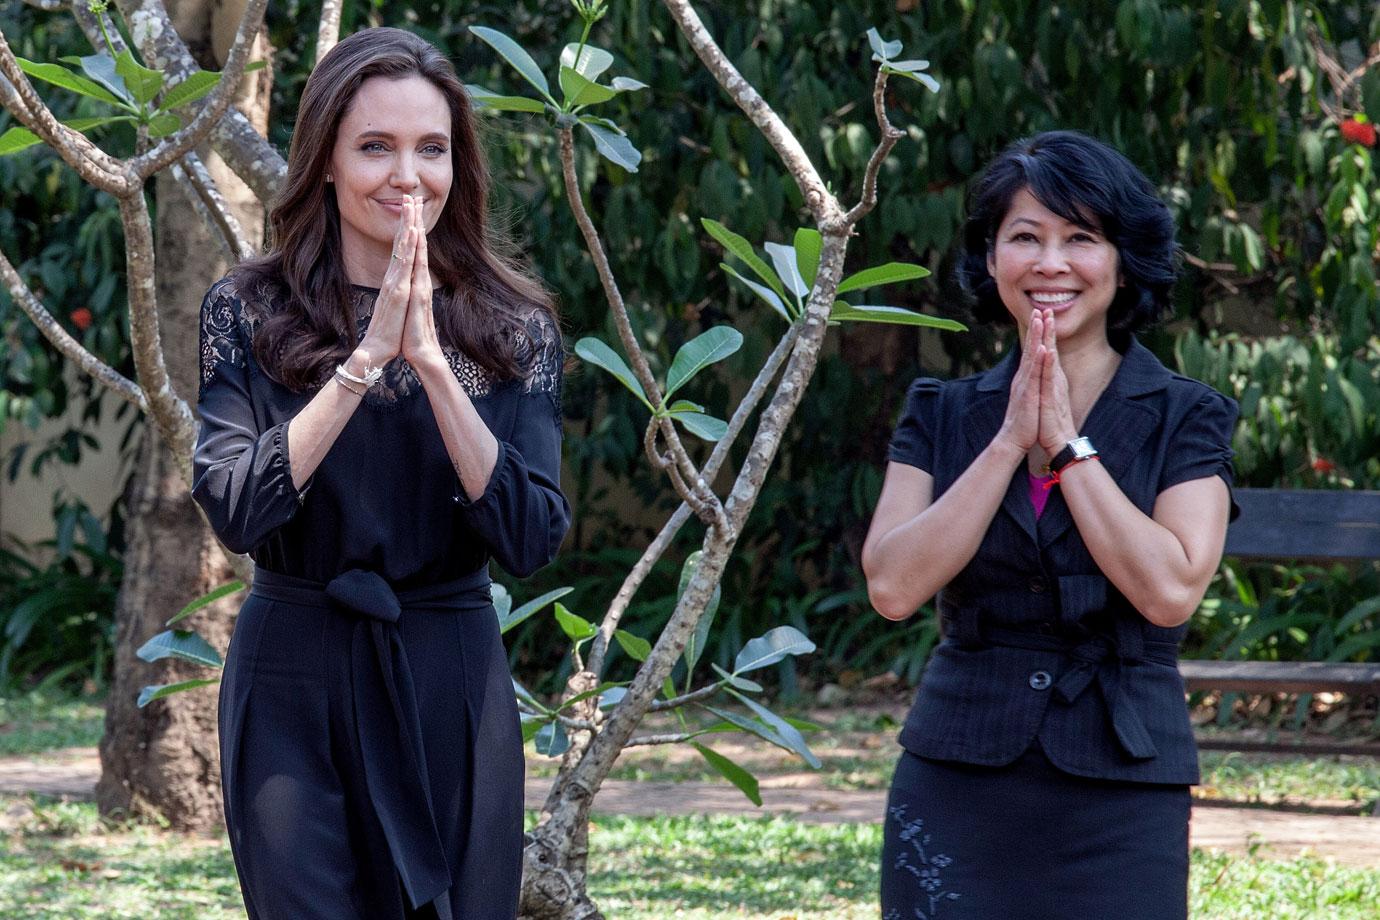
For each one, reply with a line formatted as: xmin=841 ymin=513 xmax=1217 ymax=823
xmin=238 ymin=27 xmax=555 ymax=391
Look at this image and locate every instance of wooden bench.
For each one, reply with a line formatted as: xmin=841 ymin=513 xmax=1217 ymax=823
xmin=1179 ymin=488 xmax=1380 ymax=758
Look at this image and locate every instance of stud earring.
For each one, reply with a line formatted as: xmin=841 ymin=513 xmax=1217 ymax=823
xmin=325 ymin=174 xmax=334 ymax=183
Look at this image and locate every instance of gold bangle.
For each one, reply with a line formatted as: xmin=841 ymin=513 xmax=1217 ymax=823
xmin=333 ymin=372 xmax=365 ymax=397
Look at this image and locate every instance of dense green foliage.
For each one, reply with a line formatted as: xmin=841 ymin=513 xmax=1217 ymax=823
xmin=2 ymin=1 xmax=1379 ymax=691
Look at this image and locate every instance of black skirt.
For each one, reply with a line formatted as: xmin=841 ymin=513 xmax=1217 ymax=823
xmin=219 ymin=568 xmax=524 ymax=920
xmin=880 ymin=742 xmax=1190 ymax=920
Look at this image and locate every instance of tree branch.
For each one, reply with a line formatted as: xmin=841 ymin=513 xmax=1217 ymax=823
xmin=556 ymin=126 xmax=727 ymax=530
xmin=0 ymin=28 xmax=135 ymax=195
xmin=660 ymin=0 xmax=834 ymax=221
xmin=315 ymin=0 xmax=343 ymax=67
xmin=117 ymin=192 xmax=197 ymax=481
xmin=623 ymin=732 xmax=698 ymax=747
xmin=584 ymin=324 xmax=800 ymax=678
xmin=0 ymin=247 xmax=148 ymax=413
xmin=843 ymin=68 xmax=902 ymax=226
xmin=70 ymin=1 xmax=129 ymax=56
xmin=171 ymin=151 xmax=255 ymax=260
xmin=127 ymin=0 xmax=269 ymax=180
xmin=648 ymin=682 xmax=722 ymax=712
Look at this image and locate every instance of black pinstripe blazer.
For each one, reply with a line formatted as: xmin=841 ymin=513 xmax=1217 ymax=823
xmin=887 ymin=337 xmax=1238 ymax=785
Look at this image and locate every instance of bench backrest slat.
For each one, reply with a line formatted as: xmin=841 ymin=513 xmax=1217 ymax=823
xmin=1225 ymin=488 xmax=1380 ymax=561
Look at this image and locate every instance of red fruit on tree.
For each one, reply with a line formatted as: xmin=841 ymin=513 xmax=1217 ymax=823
xmin=1340 ymin=118 xmax=1377 ymax=147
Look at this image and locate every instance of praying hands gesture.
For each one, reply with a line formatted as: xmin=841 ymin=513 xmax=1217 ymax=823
xmin=349 ymin=195 xmax=442 ymax=373
xmin=997 ymin=308 xmax=1081 ymax=462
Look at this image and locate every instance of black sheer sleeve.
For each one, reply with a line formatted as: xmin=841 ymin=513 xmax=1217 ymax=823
xmin=453 ymin=310 xmax=571 ymax=577
xmin=191 ymin=278 xmax=309 ymax=555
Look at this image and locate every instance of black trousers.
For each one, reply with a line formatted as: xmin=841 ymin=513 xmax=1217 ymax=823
xmin=880 ymin=742 xmax=1190 ymax=920
xmin=219 ymin=569 xmax=524 ymax=919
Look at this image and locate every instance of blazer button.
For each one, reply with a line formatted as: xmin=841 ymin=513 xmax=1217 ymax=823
xmin=1028 ymin=576 xmax=1047 ymax=593
xmin=1029 ymin=670 xmax=1052 ymax=691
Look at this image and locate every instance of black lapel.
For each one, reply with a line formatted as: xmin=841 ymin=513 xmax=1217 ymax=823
xmin=1036 ymin=338 xmax=1170 ymax=547
xmin=961 ymin=348 xmax=1038 ymax=545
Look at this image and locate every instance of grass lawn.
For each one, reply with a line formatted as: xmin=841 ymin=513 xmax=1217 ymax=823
xmin=0 ymin=694 xmax=105 ymax=758
xmin=1 ymin=799 xmax=1378 ymax=919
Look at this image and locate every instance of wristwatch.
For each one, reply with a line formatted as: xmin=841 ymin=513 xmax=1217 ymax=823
xmin=1048 ymin=436 xmax=1098 ymax=474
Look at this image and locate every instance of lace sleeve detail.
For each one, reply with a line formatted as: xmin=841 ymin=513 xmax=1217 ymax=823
xmin=199 ymin=278 xmax=249 ymax=396
xmin=516 ymin=309 xmax=564 ymax=419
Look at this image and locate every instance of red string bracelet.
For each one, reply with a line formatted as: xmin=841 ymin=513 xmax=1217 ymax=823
xmin=1042 ymin=455 xmax=1101 ymax=490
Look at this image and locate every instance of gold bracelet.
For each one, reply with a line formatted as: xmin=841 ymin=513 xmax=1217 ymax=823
xmin=333 ymin=371 xmax=365 ymax=397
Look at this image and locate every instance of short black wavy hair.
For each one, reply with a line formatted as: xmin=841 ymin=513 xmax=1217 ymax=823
xmin=955 ymin=130 xmax=1178 ymax=347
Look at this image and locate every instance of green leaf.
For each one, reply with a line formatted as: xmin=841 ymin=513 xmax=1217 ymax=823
xmin=75 ymin=53 xmax=132 ymax=104
xmin=711 ymin=661 xmax=761 ymax=692
xmin=137 ymin=678 xmax=219 ymax=708
xmin=836 ymin=262 xmax=931 ymax=294
xmin=574 ymin=337 xmax=650 ymax=407
xmin=160 ymin=70 xmax=222 ymax=110
xmin=764 ymin=241 xmax=808 ymax=299
xmin=693 ymin=743 xmax=761 ymax=805
xmin=560 ymin=43 xmax=615 ymax=81
xmin=610 ymin=76 xmax=649 ymax=92
xmin=700 ymin=219 xmax=787 ymax=302
xmin=866 ymin=28 xmax=902 ymax=62
xmin=669 ymin=410 xmax=728 ymax=441
xmin=884 ymin=66 xmax=941 ymax=93
xmin=557 ymin=680 xmax=629 ymax=710
xmin=491 ymin=583 xmax=512 ymax=622
xmin=499 ymin=586 xmax=573 ymax=634
xmin=470 ymin=27 xmax=553 ymax=100
xmin=146 ymin=113 xmax=181 ymax=137
xmin=534 ymin=719 xmax=570 ymax=756
xmin=794 ymin=228 xmax=822 ymax=289
xmin=578 ymin=118 xmax=641 ymax=172
xmin=560 ymin=66 xmax=617 ymax=107
xmin=512 ymin=678 xmax=548 ymax=713
xmin=733 ymin=625 xmax=815 ymax=675
xmin=599 ymin=686 xmax=628 ymax=709
xmin=0 ymin=116 xmax=133 ymax=156
xmin=465 ymin=84 xmax=547 ymax=114
xmin=17 ymin=58 xmax=125 ymax=106
xmin=520 ymin=712 xmax=545 ymax=743
xmin=553 ymin=602 xmax=597 ymax=643
xmin=135 ymin=629 xmax=223 ymax=668
xmin=830 ymin=303 xmax=966 ymax=330
xmin=720 ymin=264 xmax=791 ymax=321
xmin=666 ymin=326 xmax=743 ymax=397
xmin=728 ymin=689 xmax=822 ymax=769
xmin=679 ymin=550 xmax=722 ymax=675
xmin=702 ymin=702 xmax=819 ymax=768
xmin=166 ymin=580 xmax=245 ymax=626
xmin=614 ymin=629 xmax=651 ymax=662
xmin=115 ymin=50 xmax=165 ymax=106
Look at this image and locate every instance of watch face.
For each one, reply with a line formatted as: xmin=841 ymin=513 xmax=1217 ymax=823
xmin=1070 ymin=437 xmax=1096 ymax=459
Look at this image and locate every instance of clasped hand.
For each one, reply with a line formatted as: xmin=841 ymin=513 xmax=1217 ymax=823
xmin=354 ymin=195 xmax=442 ymax=370
xmin=999 ymin=308 xmax=1080 ymax=460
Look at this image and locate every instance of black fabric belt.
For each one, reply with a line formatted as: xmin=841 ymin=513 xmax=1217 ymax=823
xmin=250 ymin=567 xmax=493 ymax=915
xmin=941 ymin=600 xmax=1179 ymax=762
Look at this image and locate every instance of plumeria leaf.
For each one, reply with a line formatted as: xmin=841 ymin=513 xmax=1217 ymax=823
xmin=560 ymin=66 xmax=617 ymax=107
xmin=166 ymin=580 xmax=245 ymax=626
xmin=0 ymin=117 xmax=134 ymax=156
xmin=470 ymin=26 xmax=553 ymax=101
xmin=115 ymin=50 xmax=165 ymax=106
xmin=720 ymin=264 xmax=791 ymax=321
xmin=147 ymin=113 xmax=181 ymax=137
xmin=534 ymin=719 xmax=570 ymax=756
xmin=711 ymin=662 xmax=762 ymax=692
xmin=499 ymin=586 xmax=573 ymax=634
xmin=614 ymin=629 xmax=651 ymax=662
xmin=669 ymin=410 xmax=728 ymax=441
xmin=666 ymin=326 xmax=743 ymax=397
xmin=560 ymin=43 xmax=615 ymax=81
xmin=830 ymin=303 xmax=966 ymax=330
xmin=578 ymin=118 xmax=641 ymax=171
xmin=693 ymin=743 xmax=762 ymax=805
xmin=610 ymin=76 xmax=650 ymax=92
xmin=137 ymin=678 xmax=219 ymax=708
xmin=574 ymin=337 xmax=650 ymax=406
xmin=599 ymin=686 xmax=628 ymax=709
xmin=764 ymin=241 xmax=809 ymax=299
xmin=836 ymin=262 xmax=931 ymax=294
xmin=700 ymin=219 xmax=787 ymax=301
xmin=884 ymin=67 xmax=941 ymax=93
xmin=75 ymin=53 xmax=133 ymax=104
xmin=160 ymin=70 xmax=222 ymax=110
xmin=465 ymin=84 xmax=547 ymax=114
xmin=17 ymin=58 xmax=125 ymax=106
xmin=794 ymin=228 xmax=823 ymax=289
xmin=728 ymin=689 xmax=822 ymax=769
xmin=733 ymin=625 xmax=816 ymax=675
xmin=866 ymin=28 xmax=903 ymax=62
xmin=553 ymin=602 xmax=597 ymax=643
xmin=135 ymin=629 xmax=223 ymax=668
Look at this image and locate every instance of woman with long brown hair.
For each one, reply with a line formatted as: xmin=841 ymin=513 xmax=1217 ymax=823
xmin=192 ymin=27 xmax=569 ymax=919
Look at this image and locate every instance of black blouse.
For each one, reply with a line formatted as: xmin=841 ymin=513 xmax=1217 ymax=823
xmin=192 ymin=275 xmax=571 ymax=587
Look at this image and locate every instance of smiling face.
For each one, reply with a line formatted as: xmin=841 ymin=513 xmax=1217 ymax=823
xmin=329 ymin=74 xmax=453 ymax=279
xmin=986 ymin=187 xmax=1121 ymax=345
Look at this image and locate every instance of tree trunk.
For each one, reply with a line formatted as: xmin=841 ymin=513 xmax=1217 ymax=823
xmin=96 ymin=0 xmax=268 ymax=830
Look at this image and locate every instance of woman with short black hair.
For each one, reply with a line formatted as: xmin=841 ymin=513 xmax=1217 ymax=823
xmin=863 ymin=130 xmax=1237 ymax=919
xmin=193 ymin=27 xmax=569 ymax=920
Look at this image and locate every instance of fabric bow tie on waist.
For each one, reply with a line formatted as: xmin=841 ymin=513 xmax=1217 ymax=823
xmin=251 ymin=566 xmax=493 ymax=917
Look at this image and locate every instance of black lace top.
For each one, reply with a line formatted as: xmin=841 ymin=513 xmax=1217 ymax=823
xmin=191 ymin=275 xmax=571 ymax=585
